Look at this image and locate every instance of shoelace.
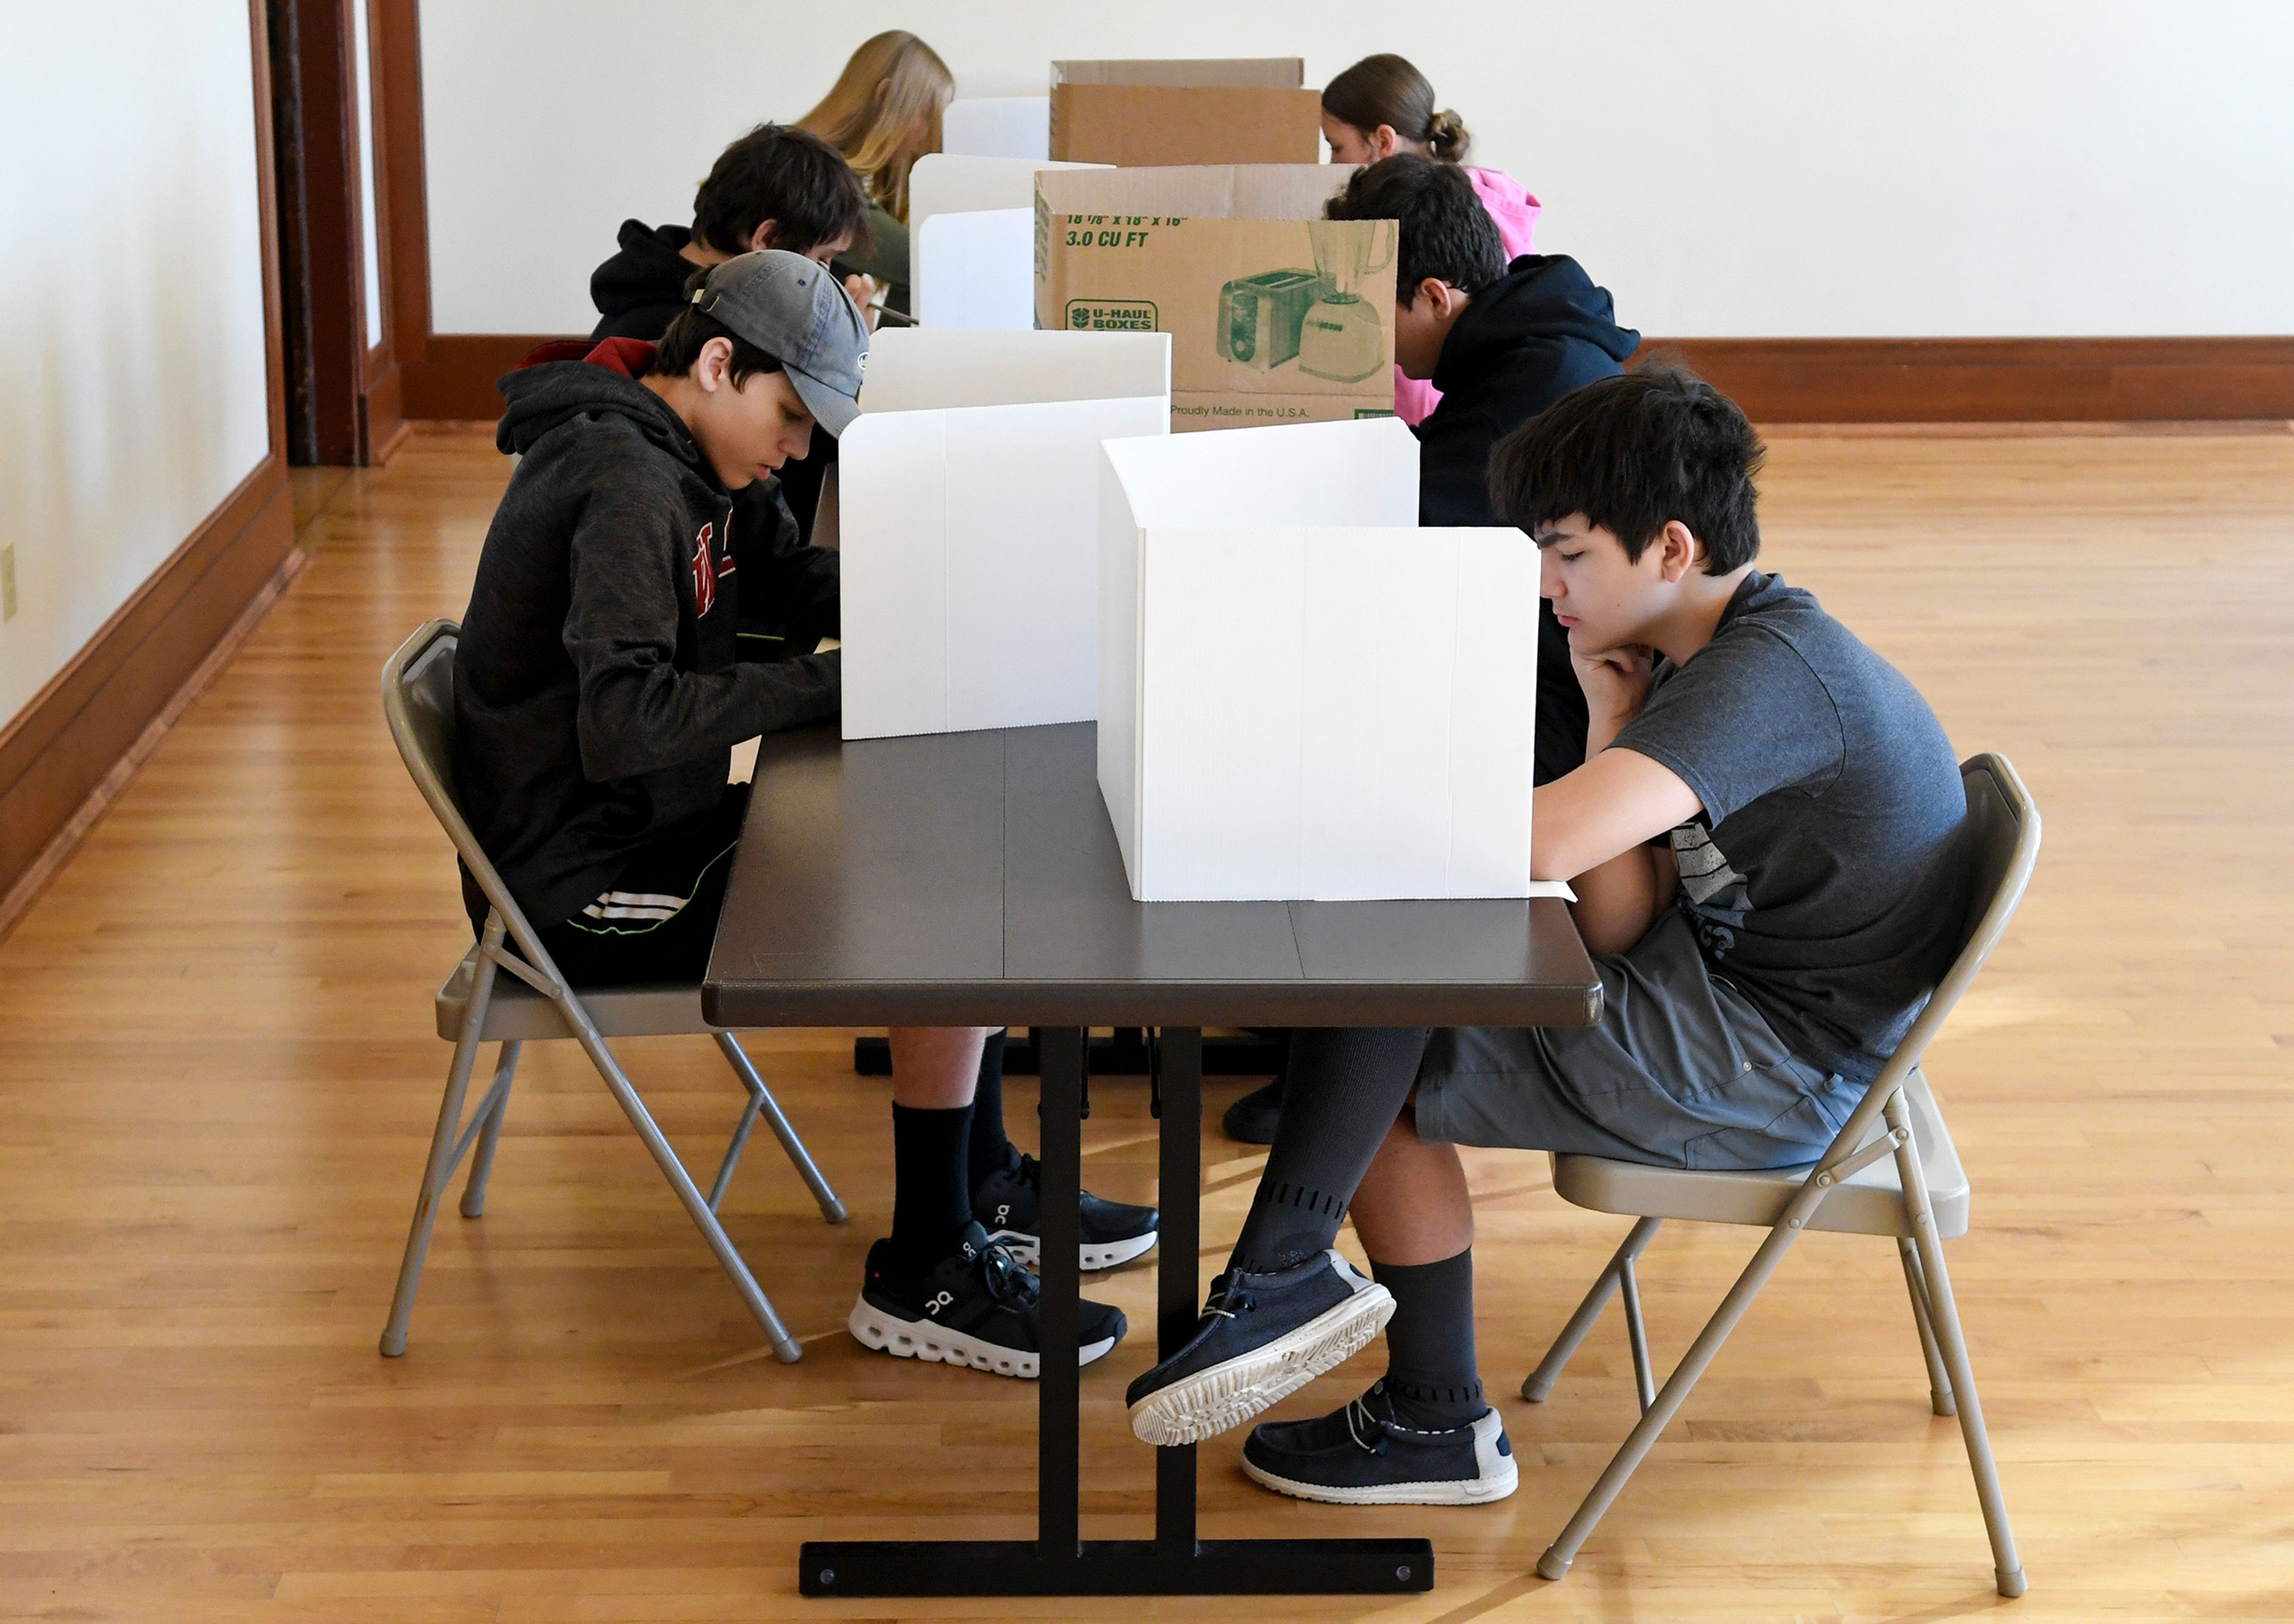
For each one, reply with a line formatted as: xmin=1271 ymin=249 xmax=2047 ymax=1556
xmin=1341 ymin=1394 xmax=1392 ymax=1456
xmin=974 ymin=1240 xmax=1039 ymax=1308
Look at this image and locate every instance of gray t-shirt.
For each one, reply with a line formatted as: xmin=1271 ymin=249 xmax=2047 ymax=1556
xmin=1613 ymin=571 xmax=1970 ymax=1083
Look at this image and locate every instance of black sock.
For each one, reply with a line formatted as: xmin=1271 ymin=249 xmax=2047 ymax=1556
xmin=889 ymin=1101 xmax=974 ymax=1279
xmin=1229 ymin=1027 xmax=1431 ymax=1275
xmin=1373 ymin=1249 xmax=1485 ymax=1429
xmin=966 ymin=1029 xmax=1012 ymax=1192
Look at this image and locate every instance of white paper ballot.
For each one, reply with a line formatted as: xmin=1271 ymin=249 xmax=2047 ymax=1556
xmin=1099 ymin=417 xmax=1543 ymax=902
xmin=841 ymin=327 xmax=1171 ymax=741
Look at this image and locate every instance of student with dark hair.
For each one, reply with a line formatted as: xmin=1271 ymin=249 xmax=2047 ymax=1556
xmin=589 ymin=123 xmax=872 ymax=343
xmin=459 ymin=252 xmax=1152 ymax=1383
xmin=1222 ymin=155 xmax=1639 ymax=1145
xmin=1131 ymin=367 xmax=1974 ymax=1506
xmin=1321 ymin=54 xmax=1541 ymax=426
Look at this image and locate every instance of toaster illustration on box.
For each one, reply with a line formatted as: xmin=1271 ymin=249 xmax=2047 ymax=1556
xmin=1215 ymin=269 xmax=1325 ymax=370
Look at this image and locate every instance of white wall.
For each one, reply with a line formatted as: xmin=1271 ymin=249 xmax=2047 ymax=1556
xmin=419 ymin=1 xmax=2294 ymax=339
xmin=0 ymin=2 xmax=274 ymax=729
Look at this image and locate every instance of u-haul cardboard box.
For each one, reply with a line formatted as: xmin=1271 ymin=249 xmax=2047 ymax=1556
xmin=1036 ymin=165 xmax=1397 ymax=432
xmin=1098 ymin=418 xmax=1541 ymax=901
xmin=909 ymin=154 xmax=1108 ymax=330
xmin=841 ymin=327 xmax=1170 ymax=741
xmin=1049 ymin=59 xmax=1321 ymax=167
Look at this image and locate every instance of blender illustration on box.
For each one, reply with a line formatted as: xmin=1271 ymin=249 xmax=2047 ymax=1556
xmin=1214 ymin=219 xmax=1394 ymax=382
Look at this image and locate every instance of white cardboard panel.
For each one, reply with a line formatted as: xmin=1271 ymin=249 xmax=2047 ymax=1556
xmin=907 ymin=154 xmax=1107 ymax=292
xmin=941 ymin=96 xmax=1050 ymax=159
xmin=1137 ymin=527 xmax=1306 ymax=901
xmin=1445 ymin=530 xmax=1541 ymax=894
xmin=915 ymin=209 xmax=1035 ymax=330
xmin=1098 ymin=419 xmax=1540 ymax=901
xmin=839 ymin=412 xmax=952 ymax=738
xmin=1299 ymin=529 xmax=1458 ymax=900
xmin=863 ymin=326 xmax=1170 ymax=413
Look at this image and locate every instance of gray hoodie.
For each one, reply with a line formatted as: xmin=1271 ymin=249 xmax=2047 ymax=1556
xmin=452 ymin=337 xmax=840 ymax=930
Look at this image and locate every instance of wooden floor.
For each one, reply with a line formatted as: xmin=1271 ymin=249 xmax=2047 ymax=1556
xmin=3 ymin=424 xmax=2291 ymax=1623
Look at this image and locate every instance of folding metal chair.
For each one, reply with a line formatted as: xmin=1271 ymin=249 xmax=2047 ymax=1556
xmin=377 ymin=619 xmax=845 ymax=1365
xmin=1523 ymin=753 xmax=2038 ymax=1597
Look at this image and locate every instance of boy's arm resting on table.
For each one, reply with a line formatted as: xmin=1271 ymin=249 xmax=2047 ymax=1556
xmin=1532 ymin=747 xmax=1698 ymax=956
xmin=735 ymin=481 xmax=839 ymax=655
xmin=562 ymin=495 xmax=841 ymax=783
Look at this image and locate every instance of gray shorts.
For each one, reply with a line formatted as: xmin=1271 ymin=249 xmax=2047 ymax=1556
xmin=1413 ymin=910 xmax=1864 ymax=1172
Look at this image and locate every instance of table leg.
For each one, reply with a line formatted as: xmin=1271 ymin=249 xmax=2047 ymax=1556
xmin=798 ymin=1023 xmax=1432 ymax=1598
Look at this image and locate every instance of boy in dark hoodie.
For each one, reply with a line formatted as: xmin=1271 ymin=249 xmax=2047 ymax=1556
xmin=591 ymin=122 xmax=872 ymax=548
xmin=1223 ymin=156 xmax=1642 ymax=1145
xmin=459 ymin=250 xmax=1148 ymax=1380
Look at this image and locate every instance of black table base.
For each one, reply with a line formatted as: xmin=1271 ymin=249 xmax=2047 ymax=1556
xmin=850 ymin=1027 xmax=1287 ymax=1079
xmin=798 ymin=1027 xmax=1435 ymax=1598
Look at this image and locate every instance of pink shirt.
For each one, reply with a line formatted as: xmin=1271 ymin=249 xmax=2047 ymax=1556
xmin=1394 ymin=167 xmax=1541 ymax=426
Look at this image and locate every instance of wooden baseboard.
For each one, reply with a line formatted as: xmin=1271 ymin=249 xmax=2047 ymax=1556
xmin=401 ymin=333 xmax=568 ymax=420
xmin=396 ymin=333 xmax=2294 ymax=426
xmin=0 ymin=457 xmax=299 ymax=910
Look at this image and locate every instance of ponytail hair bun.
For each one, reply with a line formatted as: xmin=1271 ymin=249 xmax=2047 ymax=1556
xmin=1426 ymin=108 xmax=1470 ymax=162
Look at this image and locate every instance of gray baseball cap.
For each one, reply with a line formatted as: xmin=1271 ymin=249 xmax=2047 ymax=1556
xmin=689 ymin=249 xmax=869 ymax=436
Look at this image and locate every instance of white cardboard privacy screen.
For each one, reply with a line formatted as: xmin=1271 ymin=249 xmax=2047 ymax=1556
xmin=915 ymin=210 xmax=1035 ymax=330
xmin=1099 ymin=417 xmax=1541 ymax=902
xmin=908 ymin=154 xmax=1108 ymax=308
xmin=941 ymin=97 xmax=1050 ymax=159
xmin=842 ymin=327 xmax=1170 ymax=742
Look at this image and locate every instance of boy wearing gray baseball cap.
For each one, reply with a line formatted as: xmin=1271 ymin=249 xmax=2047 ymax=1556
xmin=453 ymin=251 xmax=1143 ymax=1377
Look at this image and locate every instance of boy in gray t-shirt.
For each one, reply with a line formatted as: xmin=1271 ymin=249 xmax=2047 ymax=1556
xmin=1121 ymin=367 xmax=1974 ymax=1508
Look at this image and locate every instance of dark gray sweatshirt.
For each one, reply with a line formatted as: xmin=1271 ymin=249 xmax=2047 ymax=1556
xmin=452 ymin=337 xmax=840 ymax=929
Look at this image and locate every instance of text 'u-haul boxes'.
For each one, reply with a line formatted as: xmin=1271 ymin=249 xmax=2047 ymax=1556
xmin=1037 ymin=165 xmax=1397 ymax=432
xmin=1099 ymin=417 xmax=1539 ymax=902
xmin=1049 ymin=59 xmax=1321 ymax=167
xmin=841 ymin=327 xmax=1170 ymax=742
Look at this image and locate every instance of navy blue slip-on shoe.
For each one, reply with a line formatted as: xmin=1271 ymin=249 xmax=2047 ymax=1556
xmin=849 ymin=1222 xmax=1127 ymax=1379
xmin=1241 ymin=1380 xmax=1518 ymax=1506
xmin=974 ymin=1146 xmax=1160 ymax=1272
xmin=1220 ymin=1076 xmax=1284 ymax=1145
xmin=1125 ymin=1250 xmax=1393 ymax=1446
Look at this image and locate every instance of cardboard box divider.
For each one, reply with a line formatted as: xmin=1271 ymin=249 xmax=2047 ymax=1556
xmin=1036 ymin=164 xmax=1397 ymax=431
xmin=840 ymin=327 xmax=1170 ymax=741
xmin=1049 ymin=58 xmax=1321 ymax=167
xmin=1097 ymin=418 xmax=1542 ymax=901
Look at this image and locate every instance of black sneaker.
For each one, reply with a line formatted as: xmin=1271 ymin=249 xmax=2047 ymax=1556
xmin=1220 ymin=1075 xmax=1284 ymax=1145
xmin=1125 ymin=1250 xmax=1393 ymax=1446
xmin=1241 ymin=1380 xmax=1519 ymax=1505
xmin=974 ymin=1146 xmax=1159 ymax=1272
xmin=848 ymin=1222 xmax=1127 ymax=1378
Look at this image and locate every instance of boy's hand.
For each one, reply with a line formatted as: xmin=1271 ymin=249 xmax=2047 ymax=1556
xmin=844 ymin=273 xmax=882 ymax=330
xmin=1574 ymin=641 xmax=1657 ymax=732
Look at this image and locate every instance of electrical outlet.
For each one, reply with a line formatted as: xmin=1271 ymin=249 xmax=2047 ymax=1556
xmin=1 ymin=544 xmax=16 ymax=621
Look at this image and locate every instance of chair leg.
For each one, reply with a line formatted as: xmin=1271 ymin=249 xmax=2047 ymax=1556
xmin=1888 ymin=1094 xmax=2027 ymax=1598
xmin=1618 ymin=1253 xmax=1657 ymax=1413
xmin=1523 ymin=1217 xmax=1663 ymax=1402
xmin=1899 ymin=1235 xmax=1956 ymax=1417
xmin=458 ymin=1040 xmax=520 ymax=1219
xmin=381 ymin=918 xmax=505 ymax=1358
xmin=556 ymin=1012 xmax=805 ymax=1362
xmin=1537 ymin=1215 xmax=1807 ymax=1581
xmin=711 ymin=1031 xmax=847 ymax=1224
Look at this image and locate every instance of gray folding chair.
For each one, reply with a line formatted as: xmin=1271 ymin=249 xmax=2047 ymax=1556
xmin=378 ymin=619 xmax=845 ymax=1365
xmin=1523 ymin=754 xmax=2038 ymax=1597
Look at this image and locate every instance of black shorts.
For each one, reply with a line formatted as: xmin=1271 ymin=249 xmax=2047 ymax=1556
xmin=531 ymin=785 xmax=749 ymax=987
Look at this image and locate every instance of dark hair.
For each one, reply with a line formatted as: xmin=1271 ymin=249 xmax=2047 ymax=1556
xmin=1325 ymin=155 xmax=1505 ymax=306
xmin=1488 ymin=364 xmax=1765 ymax=572
xmin=691 ymin=122 xmax=872 ymax=259
xmin=647 ymin=269 xmax=786 ymax=387
xmin=1323 ymin=54 xmax=1470 ymax=162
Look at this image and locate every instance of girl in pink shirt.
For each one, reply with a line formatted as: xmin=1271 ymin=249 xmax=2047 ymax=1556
xmin=1321 ymin=55 xmax=1541 ymax=425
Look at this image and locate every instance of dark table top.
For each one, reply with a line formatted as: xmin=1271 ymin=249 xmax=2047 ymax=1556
xmin=703 ymin=722 xmax=1601 ymax=1030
